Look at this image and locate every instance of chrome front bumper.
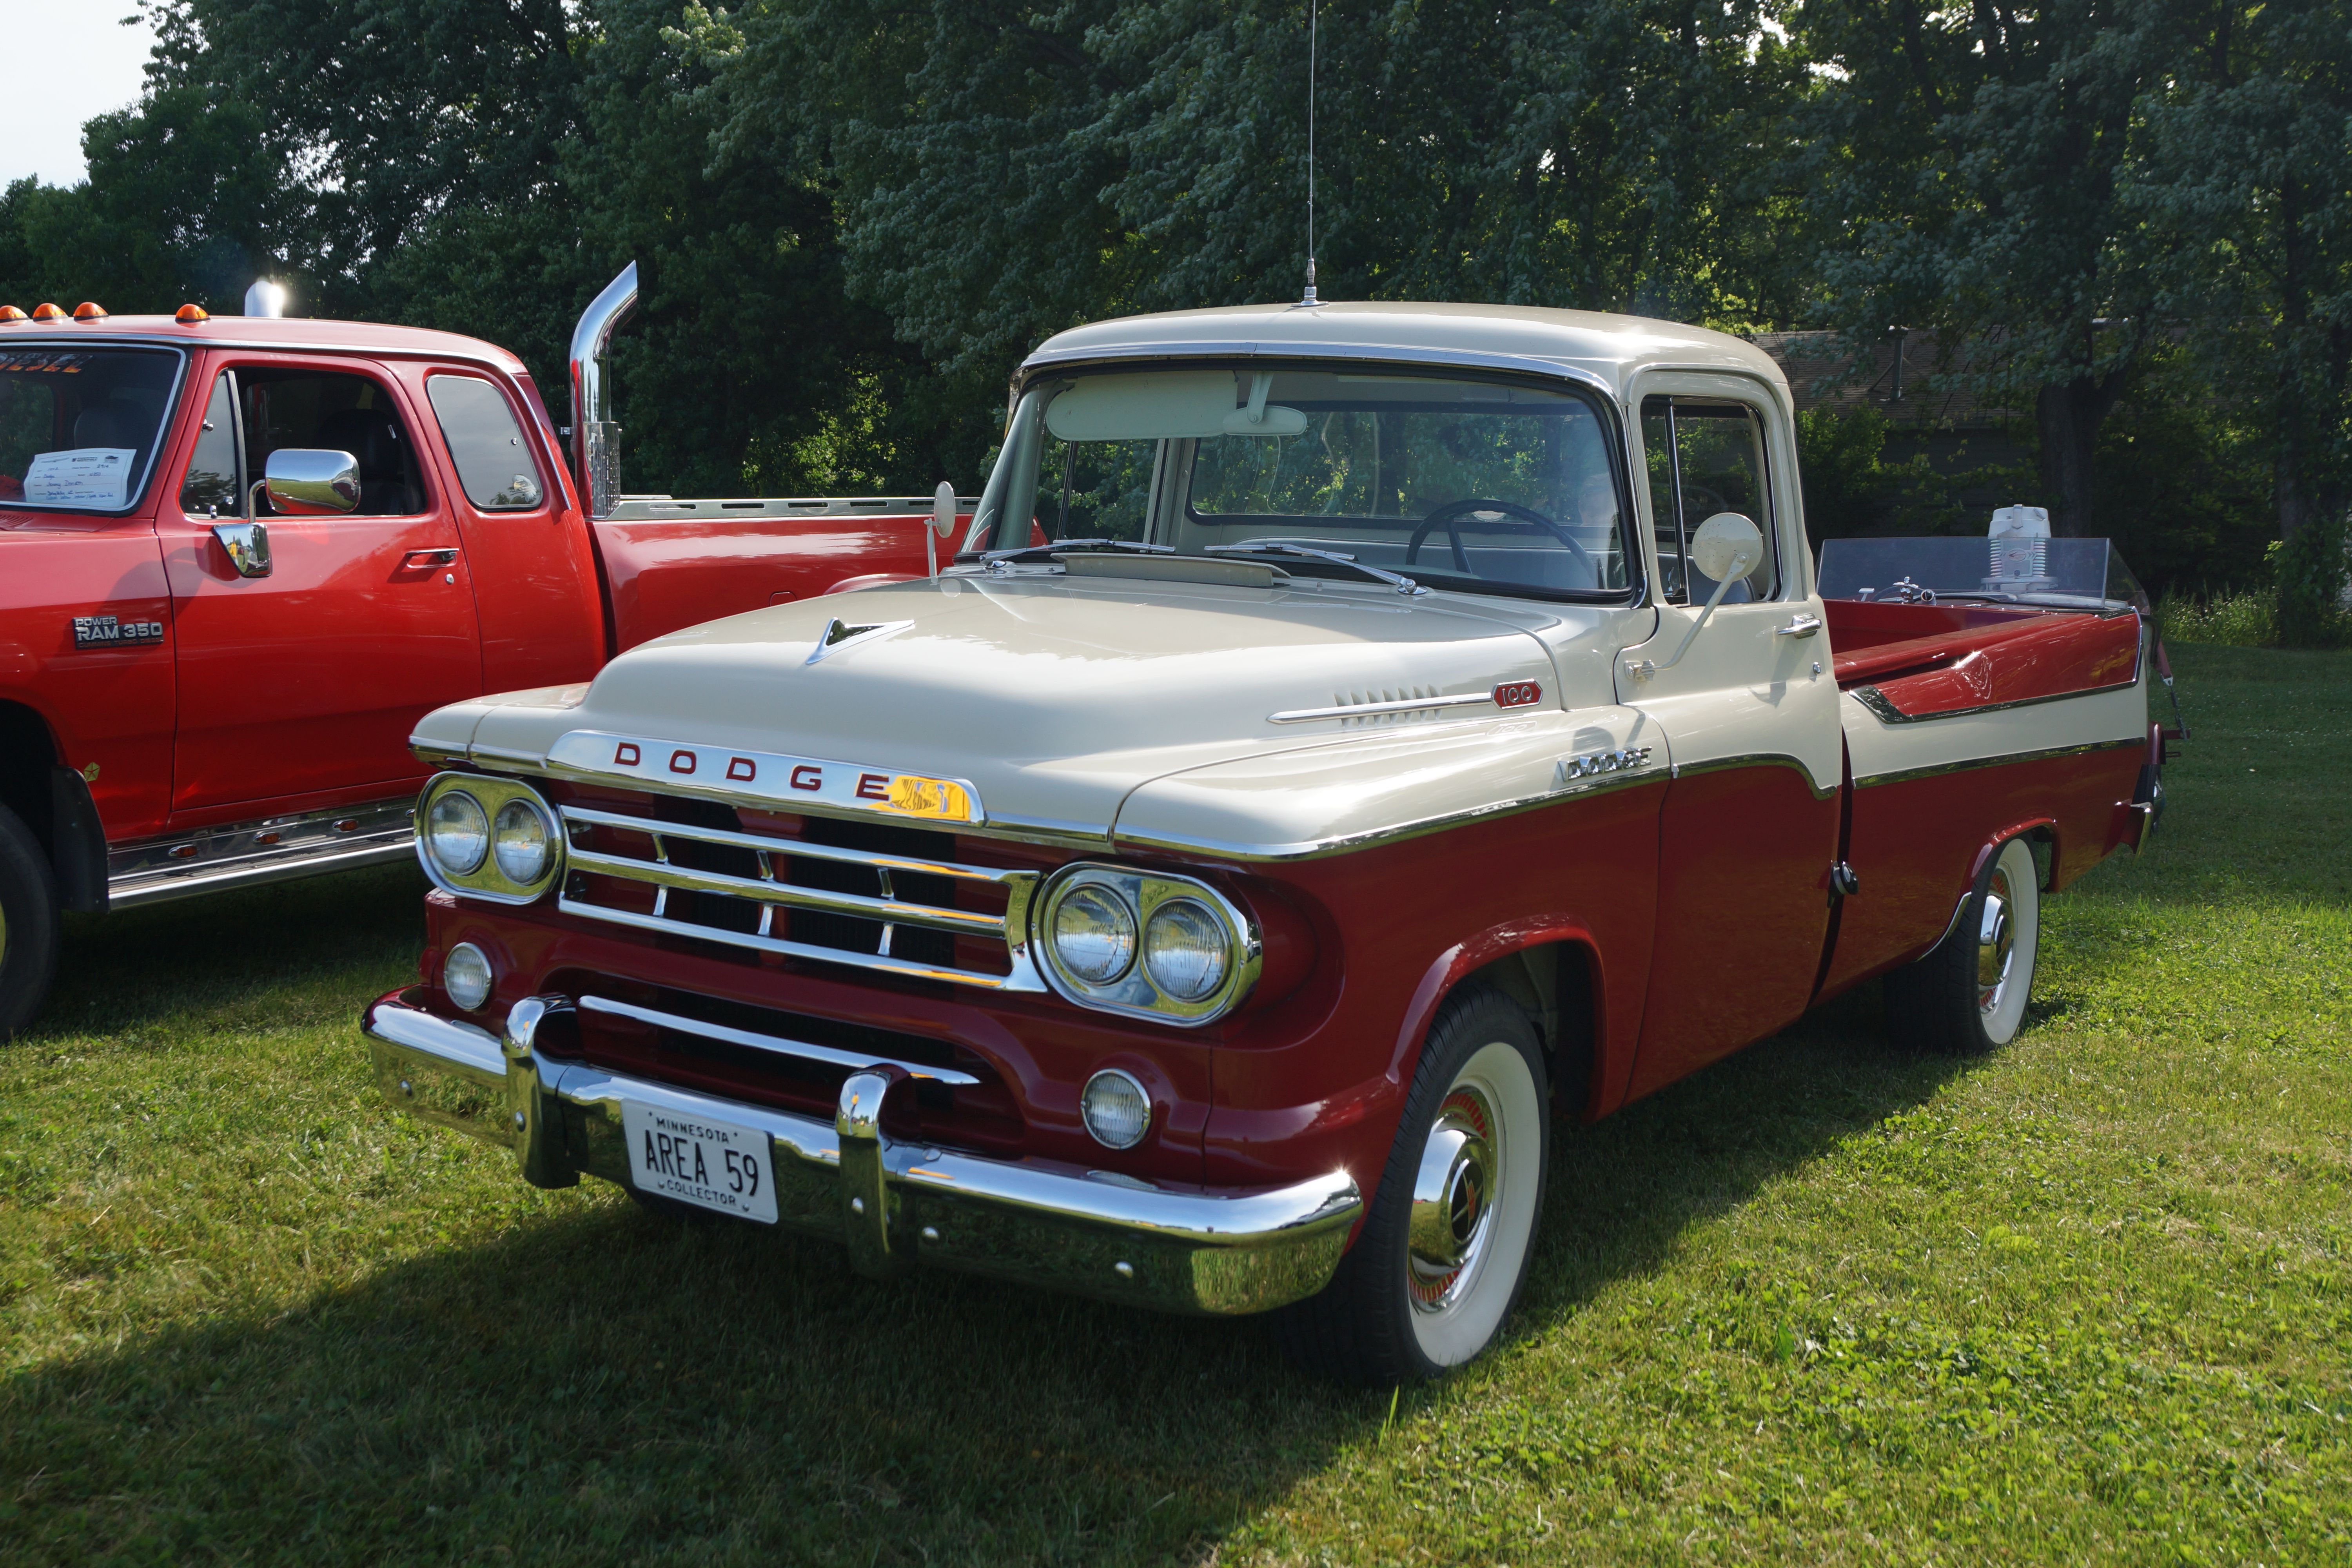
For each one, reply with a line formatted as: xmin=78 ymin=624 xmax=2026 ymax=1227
xmin=361 ymin=989 xmax=1362 ymax=1316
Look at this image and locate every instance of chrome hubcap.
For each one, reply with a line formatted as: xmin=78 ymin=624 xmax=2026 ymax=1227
xmin=1408 ymin=1087 xmax=1496 ymax=1313
xmin=1976 ymin=873 xmax=2014 ymax=1015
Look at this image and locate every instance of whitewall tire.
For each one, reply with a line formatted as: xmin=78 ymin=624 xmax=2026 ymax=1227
xmin=1885 ymin=835 xmax=2042 ymax=1055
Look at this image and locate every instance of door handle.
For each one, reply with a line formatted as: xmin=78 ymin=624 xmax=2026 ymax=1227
xmin=1775 ymin=613 xmax=1822 ymax=639
xmin=402 ymin=548 xmax=460 ymax=570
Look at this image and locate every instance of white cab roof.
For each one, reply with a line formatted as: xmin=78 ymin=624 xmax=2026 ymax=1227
xmin=1022 ymin=301 xmax=1788 ymax=404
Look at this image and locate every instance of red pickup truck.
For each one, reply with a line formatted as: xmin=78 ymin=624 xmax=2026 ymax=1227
xmin=0 ymin=267 xmax=965 ymax=1035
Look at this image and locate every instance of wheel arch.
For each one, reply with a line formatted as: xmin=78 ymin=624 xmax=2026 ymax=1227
xmin=0 ymin=699 xmax=106 ymax=913
xmin=1388 ymin=924 xmax=1610 ymax=1120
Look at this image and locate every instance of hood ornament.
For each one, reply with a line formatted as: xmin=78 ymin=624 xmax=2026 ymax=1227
xmin=805 ymin=617 xmax=912 ymax=666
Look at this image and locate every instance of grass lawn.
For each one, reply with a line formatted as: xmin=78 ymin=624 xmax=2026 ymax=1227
xmin=3 ymin=642 xmax=2347 ymax=1565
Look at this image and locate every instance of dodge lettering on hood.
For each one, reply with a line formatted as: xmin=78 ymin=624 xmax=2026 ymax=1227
xmin=362 ymin=302 xmax=2173 ymax=1382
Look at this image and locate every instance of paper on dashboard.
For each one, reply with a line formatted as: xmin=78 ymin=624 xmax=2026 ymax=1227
xmin=24 ymin=448 xmax=137 ymax=508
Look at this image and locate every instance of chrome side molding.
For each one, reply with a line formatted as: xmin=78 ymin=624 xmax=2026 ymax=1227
xmin=109 ymin=797 xmax=416 ymax=907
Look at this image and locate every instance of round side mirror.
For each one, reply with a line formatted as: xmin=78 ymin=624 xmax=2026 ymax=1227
xmin=1690 ymin=512 xmax=1764 ymax=584
xmin=264 ymin=447 xmax=361 ymax=515
xmin=931 ymin=479 xmax=957 ymax=541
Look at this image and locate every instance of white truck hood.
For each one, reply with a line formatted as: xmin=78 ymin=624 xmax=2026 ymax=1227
xmin=417 ymin=572 xmax=1653 ymax=853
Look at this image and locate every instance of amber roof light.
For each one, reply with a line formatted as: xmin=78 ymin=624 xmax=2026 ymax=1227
xmin=31 ymin=303 xmax=66 ymax=321
xmin=175 ymin=303 xmax=210 ymax=324
xmin=0 ymin=306 xmax=24 ymax=322
xmin=73 ymin=301 xmax=108 ymax=321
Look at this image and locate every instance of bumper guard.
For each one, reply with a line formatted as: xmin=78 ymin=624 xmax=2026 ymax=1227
xmin=362 ymin=989 xmax=1361 ymax=1316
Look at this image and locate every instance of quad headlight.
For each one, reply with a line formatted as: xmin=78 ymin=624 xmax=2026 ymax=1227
xmin=1033 ymin=864 xmax=1260 ymax=1025
xmin=416 ymin=772 xmax=565 ymax=903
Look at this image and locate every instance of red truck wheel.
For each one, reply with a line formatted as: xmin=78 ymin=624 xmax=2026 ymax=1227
xmin=1884 ymin=836 xmax=2043 ymax=1055
xmin=0 ymin=803 xmax=60 ymax=1040
xmin=1276 ymin=985 xmax=1550 ymax=1383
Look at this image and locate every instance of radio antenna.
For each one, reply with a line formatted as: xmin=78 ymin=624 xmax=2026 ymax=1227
xmin=1301 ymin=0 xmax=1319 ymax=306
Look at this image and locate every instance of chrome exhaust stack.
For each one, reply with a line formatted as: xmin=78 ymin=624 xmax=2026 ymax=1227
xmin=568 ymin=262 xmax=638 ymax=519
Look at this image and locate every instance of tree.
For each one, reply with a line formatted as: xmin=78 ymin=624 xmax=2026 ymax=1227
xmin=1800 ymin=0 xmax=2188 ymax=537
xmin=2138 ymin=0 xmax=2352 ymax=642
xmin=727 ymin=0 xmax=1810 ymax=405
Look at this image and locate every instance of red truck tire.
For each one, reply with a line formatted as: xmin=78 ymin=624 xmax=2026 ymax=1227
xmin=0 ymin=802 xmax=60 ymax=1040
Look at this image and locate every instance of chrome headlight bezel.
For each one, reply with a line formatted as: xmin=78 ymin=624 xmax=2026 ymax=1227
xmin=1032 ymin=863 xmax=1261 ymax=1025
xmin=416 ymin=771 xmax=566 ymax=904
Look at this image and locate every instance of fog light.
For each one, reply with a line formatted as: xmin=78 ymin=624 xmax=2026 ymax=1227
xmin=443 ymin=942 xmax=494 ymax=1011
xmin=1143 ymin=898 xmax=1229 ymax=1001
xmin=426 ymin=789 xmax=488 ymax=874
xmin=1052 ymin=884 xmax=1137 ymax=984
xmin=1080 ymin=1068 xmax=1151 ymax=1150
xmin=492 ymin=797 xmax=553 ymax=885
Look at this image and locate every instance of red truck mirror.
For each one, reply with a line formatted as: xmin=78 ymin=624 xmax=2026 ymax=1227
xmin=263 ymin=448 xmax=362 ymax=517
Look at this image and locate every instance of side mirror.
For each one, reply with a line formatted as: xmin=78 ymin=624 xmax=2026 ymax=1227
xmin=926 ymin=479 xmax=956 ymax=578
xmin=1689 ymin=512 xmax=1764 ymax=584
xmin=263 ymin=448 xmax=361 ymax=516
xmin=1626 ymin=512 xmax=1769 ymax=679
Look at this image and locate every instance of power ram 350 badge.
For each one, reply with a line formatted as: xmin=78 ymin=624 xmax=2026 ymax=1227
xmin=72 ymin=613 xmax=165 ymax=649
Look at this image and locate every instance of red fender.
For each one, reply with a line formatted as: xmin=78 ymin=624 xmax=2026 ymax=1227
xmin=1387 ymin=917 xmax=1631 ymax=1123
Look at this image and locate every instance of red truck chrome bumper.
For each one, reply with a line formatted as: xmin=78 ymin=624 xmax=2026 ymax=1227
xmin=361 ymin=987 xmax=1361 ymax=1315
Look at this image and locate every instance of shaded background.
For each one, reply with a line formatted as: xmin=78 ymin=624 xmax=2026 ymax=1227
xmin=2 ymin=1 xmax=2345 ymax=636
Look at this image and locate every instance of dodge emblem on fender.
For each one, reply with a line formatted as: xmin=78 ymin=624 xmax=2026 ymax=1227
xmin=72 ymin=613 xmax=166 ymax=649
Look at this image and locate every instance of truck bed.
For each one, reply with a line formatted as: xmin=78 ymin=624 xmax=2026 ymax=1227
xmin=1824 ymin=599 xmax=2141 ymax=719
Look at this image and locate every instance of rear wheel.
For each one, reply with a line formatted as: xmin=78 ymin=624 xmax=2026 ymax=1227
xmin=1884 ymin=836 xmax=2041 ymax=1054
xmin=0 ymin=802 xmax=60 ymax=1041
xmin=1277 ymin=985 xmax=1549 ymax=1383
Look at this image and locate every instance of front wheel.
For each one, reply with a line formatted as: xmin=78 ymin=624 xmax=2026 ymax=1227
xmin=1884 ymin=835 xmax=2042 ymax=1054
xmin=1276 ymin=985 xmax=1550 ymax=1383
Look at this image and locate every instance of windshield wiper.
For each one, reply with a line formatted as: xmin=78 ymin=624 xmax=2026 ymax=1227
xmin=977 ymin=538 xmax=1174 ymax=566
xmin=1205 ymin=542 xmax=1429 ymax=597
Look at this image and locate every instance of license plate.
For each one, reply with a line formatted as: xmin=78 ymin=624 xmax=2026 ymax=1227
xmin=621 ymin=1101 xmax=779 ymax=1224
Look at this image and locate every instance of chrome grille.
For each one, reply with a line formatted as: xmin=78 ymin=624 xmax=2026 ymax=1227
xmin=556 ymin=803 xmax=1044 ymax=991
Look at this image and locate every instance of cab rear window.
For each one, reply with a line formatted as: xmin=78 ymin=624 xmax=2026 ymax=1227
xmin=425 ymin=374 xmax=544 ymax=511
xmin=0 ymin=347 xmax=183 ymax=512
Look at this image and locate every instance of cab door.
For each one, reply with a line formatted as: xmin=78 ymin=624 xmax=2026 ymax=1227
xmin=161 ymin=355 xmax=483 ymax=816
xmin=1617 ymin=377 xmax=1843 ymax=1100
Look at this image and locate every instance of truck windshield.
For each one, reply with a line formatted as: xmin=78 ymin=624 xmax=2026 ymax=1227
xmin=0 ymin=347 xmax=184 ymax=513
xmin=967 ymin=365 xmax=1635 ymax=598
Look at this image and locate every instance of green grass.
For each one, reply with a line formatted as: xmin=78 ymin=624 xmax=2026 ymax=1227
xmin=4 ymin=644 xmax=2348 ymax=1565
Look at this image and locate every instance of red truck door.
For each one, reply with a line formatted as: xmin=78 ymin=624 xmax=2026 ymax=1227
xmin=161 ymin=356 xmax=483 ymax=816
xmin=399 ymin=365 xmax=602 ymax=692
xmin=1617 ymin=388 xmax=1844 ymax=1101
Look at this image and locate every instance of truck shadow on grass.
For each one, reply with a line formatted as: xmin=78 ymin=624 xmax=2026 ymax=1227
xmin=40 ymin=862 xmax=432 ymax=1040
xmin=5 ymin=938 xmax=1977 ymax=1564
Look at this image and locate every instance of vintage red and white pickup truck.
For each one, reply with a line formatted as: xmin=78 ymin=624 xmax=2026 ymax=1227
xmin=360 ymin=303 xmax=2172 ymax=1381
xmin=0 ymin=267 xmax=967 ymax=1033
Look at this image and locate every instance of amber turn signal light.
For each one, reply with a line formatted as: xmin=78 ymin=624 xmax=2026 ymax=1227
xmin=175 ymin=303 xmax=209 ymax=324
xmin=31 ymin=303 xmax=67 ymax=321
xmin=73 ymin=301 xmax=108 ymax=321
xmin=0 ymin=305 xmax=24 ymax=322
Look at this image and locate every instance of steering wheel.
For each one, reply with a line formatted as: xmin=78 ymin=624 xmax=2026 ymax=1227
xmin=1407 ymin=498 xmax=1597 ymax=581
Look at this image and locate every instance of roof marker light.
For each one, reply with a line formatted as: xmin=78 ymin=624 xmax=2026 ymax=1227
xmin=73 ymin=301 xmax=108 ymax=321
xmin=31 ymin=303 xmax=66 ymax=321
xmin=0 ymin=306 xmax=24 ymax=322
xmin=175 ymin=303 xmax=209 ymax=324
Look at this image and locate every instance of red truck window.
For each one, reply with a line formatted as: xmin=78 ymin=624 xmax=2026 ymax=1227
xmin=243 ymin=370 xmax=427 ymax=517
xmin=179 ymin=372 xmax=239 ymax=516
xmin=424 ymin=374 xmax=544 ymax=512
xmin=0 ymin=346 xmax=183 ymax=512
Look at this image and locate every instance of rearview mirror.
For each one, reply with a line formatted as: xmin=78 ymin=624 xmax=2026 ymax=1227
xmin=1690 ymin=512 xmax=1764 ymax=584
xmin=263 ymin=448 xmax=361 ymax=516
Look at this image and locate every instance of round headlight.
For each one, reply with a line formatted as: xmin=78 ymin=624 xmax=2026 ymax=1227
xmin=492 ymin=797 xmax=553 ymax=885
xmin=1080 ymin=1068 xmax=1152 ymax=1150
xmin=426 ymin=789 xmax=489 ymax=874
xmin=1143 ymin=898 xmax=1229 ymax=1001
xmin=442 ymin=941 xmax=494 ymax=1011
xmin=1052 ymin=884 xmax=1137 ymax=984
